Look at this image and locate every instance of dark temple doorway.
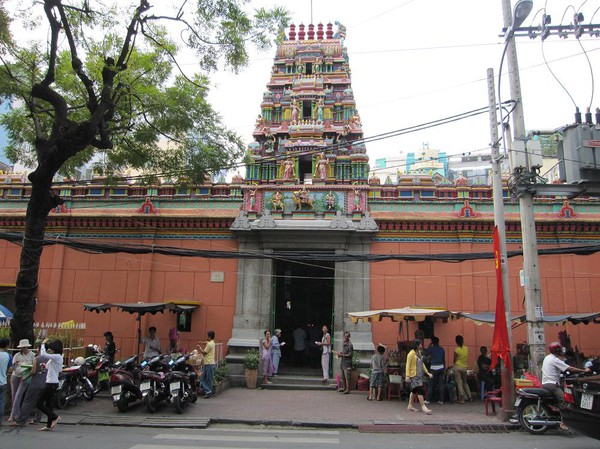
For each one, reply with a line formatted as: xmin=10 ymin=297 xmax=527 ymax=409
xmin=273 ymin=257 xmax=334 ymax=375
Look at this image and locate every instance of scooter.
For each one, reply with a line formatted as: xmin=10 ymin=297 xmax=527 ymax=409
xmin=513 ymin=384 xmax=563 ymax=434
xmin=139 ymin=354 xmax=172 ymax=413
xmin=86 ymin=353 xmax=113 ymax=394
xmin=110 ymin=354 xmax=143 ymax=412
xmin=166 ymin=353 xmax=198 ymax=413
xmin=55 ymin=357 xmax=95 ymax=408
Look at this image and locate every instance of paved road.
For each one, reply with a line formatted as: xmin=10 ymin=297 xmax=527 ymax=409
xmin=2 ymin=423 xmax=599 ymax=449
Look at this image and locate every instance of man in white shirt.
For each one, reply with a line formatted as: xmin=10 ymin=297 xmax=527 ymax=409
xmin=542 ymin=341 xmax=590 ymax=402
xmin=142 ymin=327 xmax=161 ymax=360
xmin=542 ymin=341 xmax=590 ymax=433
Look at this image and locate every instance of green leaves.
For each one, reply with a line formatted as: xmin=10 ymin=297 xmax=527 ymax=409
xmin=1 ymin=0 xmax=289 ymax=181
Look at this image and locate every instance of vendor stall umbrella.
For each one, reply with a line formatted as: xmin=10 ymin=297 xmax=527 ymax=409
xmin=0 ymin=304 xmax=13 ymax=322
xmin=83 ymin=302 xmax=199 ymax=356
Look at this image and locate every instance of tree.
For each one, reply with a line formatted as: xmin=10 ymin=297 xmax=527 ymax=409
xmin=0 ymin=0 xmax=288 ymax=346
xmin=0 ymin=0 xmax=10 ymax=49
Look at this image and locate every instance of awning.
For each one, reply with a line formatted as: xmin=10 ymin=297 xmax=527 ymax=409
xmin=0 ymin=304 xmax=13 ymax=322
xmin=83 ymin=302 xmax=199 ymax=314
xmin=83 ymin=301 xmax=200 ymax=355
xmin=453 ymin=312 xmax=526 ymax=325
xmin=348 ymin=307 xmax=449 ymax=324
xmin=347 ymin=308 xmax=600 ymax=326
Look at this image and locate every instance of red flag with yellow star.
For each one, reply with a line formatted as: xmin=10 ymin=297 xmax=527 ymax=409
xmin=490 ymin=226 xmax=511 ymax=370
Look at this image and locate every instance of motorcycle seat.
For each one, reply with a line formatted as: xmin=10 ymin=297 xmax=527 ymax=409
xmin=62 ymin=366 xmax=81 ymax=373
xmin=519 ymin=387 xmax=554 ymax=397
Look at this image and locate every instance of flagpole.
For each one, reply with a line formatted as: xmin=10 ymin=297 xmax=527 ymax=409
xmin=487 ymin=68 xmax=515 ymax=417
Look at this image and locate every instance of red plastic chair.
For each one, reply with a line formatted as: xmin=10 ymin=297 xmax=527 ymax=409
xmin=484 ymin=389 xmax=503 ymax=415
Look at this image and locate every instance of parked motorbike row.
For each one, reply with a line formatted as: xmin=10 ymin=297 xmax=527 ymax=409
xmin=54 ymin=351 xmax=112 ymax=408
xmin=110 ymin=353 xmax=199 ymax=414
xmin=54 ymin=351 xmax=199 ymax=414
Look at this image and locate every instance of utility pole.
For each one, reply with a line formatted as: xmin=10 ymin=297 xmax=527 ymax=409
xmin=501 ymin=0 xmax=545 ymax=378
xmin=487 ymin=68 xmax=515 ymax=414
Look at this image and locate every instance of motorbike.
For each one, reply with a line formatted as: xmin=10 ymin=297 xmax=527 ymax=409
xmin=55 ymin=357 xmax=95 ymax=408
xmin=513 ymin=384 xmax=563 ymax=434
xmin=513 ymin=370 xmax=595 ymax=434
xmin=110 ymin=354 xmax=143 ymax=412
xmin=140 ymin=354 xmax=172 ymax=413
xmin=86 ymin=353 xmax=113 ymax=394
xmin=165 ymin=353 xmax=198 ymax=413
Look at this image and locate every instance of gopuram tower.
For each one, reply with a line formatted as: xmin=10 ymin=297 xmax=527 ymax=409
xmin=228 ymin=22 xmax=377 ymax=381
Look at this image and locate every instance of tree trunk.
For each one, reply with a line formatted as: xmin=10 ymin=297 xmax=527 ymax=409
xmin=10 ymin=176 xmax=62 ymax=347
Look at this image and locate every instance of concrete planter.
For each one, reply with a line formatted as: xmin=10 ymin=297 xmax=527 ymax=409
xmin=213 ymin=377 xmax=231 ymax=396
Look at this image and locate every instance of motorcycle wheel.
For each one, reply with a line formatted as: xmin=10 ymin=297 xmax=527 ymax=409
xmin=90 ymin=376 xmax=102 ymax=395
xmin=116 ymin=394 xmax=129 ymax=412
xmin=174 ymin=393 xmax=183 ymax=414
xmin=56 ymin=387 xmax=69 ymax=409
xmin=519 ymin=402 xmax=551 ymax=434
xmin=145 ymin=393 xmax=157 ymax=413
xmin=82 ymin=378 xmax=95 ymax=401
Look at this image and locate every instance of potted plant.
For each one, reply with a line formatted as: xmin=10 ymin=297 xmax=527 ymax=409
xmin=213 ymin=359 xmax=231 ymax=396
xmin=243 ymin=348 xmax=260 ymax=389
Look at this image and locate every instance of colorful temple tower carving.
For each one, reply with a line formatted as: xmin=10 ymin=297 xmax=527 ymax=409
xmin=246 ymin=23 xmax=368 ymax=188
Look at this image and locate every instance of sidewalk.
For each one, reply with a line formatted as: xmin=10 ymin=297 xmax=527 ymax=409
xmin=56 ymin=387 xmax=518 ymax=433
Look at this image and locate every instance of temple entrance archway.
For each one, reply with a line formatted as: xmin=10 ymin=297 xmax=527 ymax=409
xmin=273 ymin=258 xmax=334 ymax=374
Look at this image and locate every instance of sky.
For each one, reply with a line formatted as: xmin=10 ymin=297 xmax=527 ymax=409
xmin=204 ymin=0 xmax=600 ymax=169
xmin=3 ymin=0 xmax=600 ymax=176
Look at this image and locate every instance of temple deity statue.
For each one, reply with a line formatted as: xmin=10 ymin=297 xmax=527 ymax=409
xmin=271 ymin=191 xmax=284 ymax=211
xmin=334 ymin=21 xmax=347 ymax=40
xmin=325 ymin=191 xmax=336 ymax=210
xmin=248 ymin=189 xmax=257 ymax=211
xmin=315 ymin=98 xmax=324 ymax=124
xmin=314 ymin=153 xmax=329 ymax=179
xmin=255 ymin=114 xmax=265 ymax=128
xmin=292 ymin=187 xmax=314 ymax=210
xmin=281 ymin=158 xmax=296 ymax=180
xmin=352 ymin=184 xmax=361 ymax=212
xmin=291 ymin=99 xmax=299 ymax=125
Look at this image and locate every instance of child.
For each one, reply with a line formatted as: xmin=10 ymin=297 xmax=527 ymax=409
xmin=367 ymin=344 xmax=387 ymax=401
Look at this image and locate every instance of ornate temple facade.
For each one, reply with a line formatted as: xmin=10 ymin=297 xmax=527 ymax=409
xmin=0 ymin=23 xmax=599 ymax=378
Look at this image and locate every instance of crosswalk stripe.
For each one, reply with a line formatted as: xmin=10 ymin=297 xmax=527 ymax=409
xmin=201 ymin=428 xmax=340 ymax=435
xmin=152 ymin=433 xmax=339 ymax=444
xmin=133 ymin=445 xmax=279 ymax=449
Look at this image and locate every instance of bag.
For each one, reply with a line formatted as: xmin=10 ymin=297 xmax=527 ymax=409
xmin=389 ymin=374 xmax=403 ymax=384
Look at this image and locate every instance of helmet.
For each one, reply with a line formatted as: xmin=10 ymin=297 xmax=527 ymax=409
xmin=74 ymin=356 xmax=86 ymax=366
xmin=549 ymin=342 xmax=564 ymax=356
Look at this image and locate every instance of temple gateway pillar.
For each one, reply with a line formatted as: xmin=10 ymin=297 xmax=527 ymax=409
xmin=227 ymin=216 xmax=376 ymax=385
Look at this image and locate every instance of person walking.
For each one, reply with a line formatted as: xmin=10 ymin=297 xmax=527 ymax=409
xmin=453 ymin=335 xmax=472 ymax=403
xmin=197 ymin=331 xmax=216 ymax=398
xmin=8 ymin=339 xmax=35 ymax=423
xmin=14 ymin=346 xmax=49 ymax=427
xmin=292 ymin=325 xmax=307 ymax=367
xmin=37 ymin=338 xmax=63 ymax=431
xmin=316 ymin=325 xmax=331 ymax=382
xmin=406 ymin=339 xmax=433 ymax=414
xmin=335 ymin=331 xmax=353 ymax=394
xmin=261 ymin=330 xmax=273 ymax=385
xmin=425 ymin=336 xmax=446 ymax=405
xmin=270 ymin=329 xmax=284 ymax=376
xmin=0 ymin=337 xmax=12 ymax=426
